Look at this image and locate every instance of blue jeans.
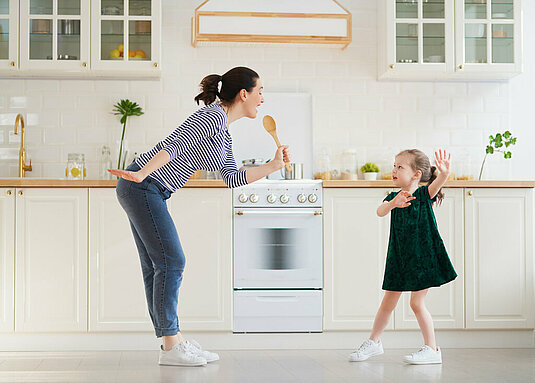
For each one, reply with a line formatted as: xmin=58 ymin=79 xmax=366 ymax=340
xmin=116 ymin=161 xmax=185 ymax=337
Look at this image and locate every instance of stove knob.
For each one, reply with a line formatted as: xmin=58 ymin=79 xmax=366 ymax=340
xmin=280 ymin=194 xmax=289 ymax=204
xmin=238 ymin=193 xmax=248 ymax=203
xmin=249 ymin=193 xmax=259 ymax=203
xmin=308 ymin=193 xmax=318 ymax=203
xmin=297 ymin=193 xmax=307 ymax=203
xmin=267 ymin=193 xmax=277 ymax=204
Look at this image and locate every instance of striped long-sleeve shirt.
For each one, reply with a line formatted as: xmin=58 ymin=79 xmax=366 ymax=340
xmin=135 ymin=104 xmax=248 ymax=193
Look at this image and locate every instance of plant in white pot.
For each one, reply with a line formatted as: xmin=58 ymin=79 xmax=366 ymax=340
xmin=361 ymin=162 xmax=380 ymax=180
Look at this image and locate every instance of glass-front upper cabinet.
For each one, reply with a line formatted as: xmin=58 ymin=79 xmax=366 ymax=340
xmin=456 ymin=0 xmax=521 ymax=76
xmin=91 ymin=0 xmax=160 ymax=73
xmin=20 ymin=0 xmax=90 ymax=71
xmin=383 ymin=0 xmax=455 ymax=76
xmin=0 ymin=0 xmax=18 ymax=70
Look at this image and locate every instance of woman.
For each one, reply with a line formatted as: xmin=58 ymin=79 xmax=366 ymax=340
xmin=109 ymin=67 xmax=290 ymax=367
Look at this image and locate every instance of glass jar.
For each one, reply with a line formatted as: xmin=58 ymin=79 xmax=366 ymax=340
xmin=341 ymin=149 xmax=358 ymax=180
xmin=314 ymin=152 xmax=332 ymax=180
xmin=66 ymin=153 xmax=86 ymax=180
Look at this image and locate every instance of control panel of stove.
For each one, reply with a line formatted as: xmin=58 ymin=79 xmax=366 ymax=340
xmin=233 ymin=180 xmax=323 ymax=207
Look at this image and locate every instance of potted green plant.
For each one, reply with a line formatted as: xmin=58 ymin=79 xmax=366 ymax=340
xmin=479 ymin=131 xmax=517 ymax=180
xmin=361 ymin=162 xmax=380 ymax=180
xmin=112 ymin=99 xmax=144 ymax=169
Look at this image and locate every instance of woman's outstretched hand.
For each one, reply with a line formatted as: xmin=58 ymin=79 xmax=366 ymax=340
xmin=107 ymin=169 xmax=145 ymax=183
xmin=271 ymin=145 xmax=291 ymax=170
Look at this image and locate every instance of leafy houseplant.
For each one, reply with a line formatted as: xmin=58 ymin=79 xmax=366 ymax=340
xmin=112 ymin=99 xmax=144 ymax=169
xmin=361 ymin=162 xmax=380 ymax=180
xmin=479 ymin=131 xmax=517 ymax=180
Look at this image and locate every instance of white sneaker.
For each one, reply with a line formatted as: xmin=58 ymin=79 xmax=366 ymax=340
xmin=403 ymin=345 xmax=442 ymax=365
xmin=349 ymin=339 xmax=384 ymax=362
xmin=158 ymin=341 xmax=207 ymax=367
xmin=189 ymin=339 xmax=220 ymax=362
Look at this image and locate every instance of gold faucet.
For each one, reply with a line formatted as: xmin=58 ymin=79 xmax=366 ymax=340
xmin=14 ymin=114 xmax=32 ymax=177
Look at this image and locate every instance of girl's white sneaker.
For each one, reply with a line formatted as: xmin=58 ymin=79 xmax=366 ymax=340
xmin=158 ymin=341 xmax=207 ymax=367
xmin=403 ymin=345 xmax=442 ymax=365
xmin=349 ymin=339 xmax=384 ymax=362
xmin=189 ymin=339 xmax=220 ymax=362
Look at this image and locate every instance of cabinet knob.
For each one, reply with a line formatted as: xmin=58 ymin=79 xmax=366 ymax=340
xmin=153 ymin=62 xmax=158 ymax=68
xmin=389 ymin=64 xmax=395 ymax=69
xmin=10 ymin=61 xmax=15 ymax=67
xmin=82 ymin=62 xmax=87 ymax=67
xmin=458 ymin=64 xmax=464 ymax=70
xmin=18 ymin=190 xmax=23 ymax=196
xmin=467 ymin=190 xmax=473 ymax=196
xmin=6 ymin=190 xmax=12 ymax=196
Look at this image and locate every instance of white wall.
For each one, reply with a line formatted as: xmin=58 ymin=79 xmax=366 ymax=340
xmin=0 ymin=0 xmax=533 ymax=180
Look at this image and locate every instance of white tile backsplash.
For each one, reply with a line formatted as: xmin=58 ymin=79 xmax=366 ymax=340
xmin=0 ymin=0 xmax=533 ymax=180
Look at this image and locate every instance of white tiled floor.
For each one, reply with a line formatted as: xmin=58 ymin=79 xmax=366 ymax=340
xmin=0 ymin=348 xmax=533 ymax=383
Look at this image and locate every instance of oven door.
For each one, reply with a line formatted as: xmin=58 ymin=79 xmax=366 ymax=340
xmin=233 ymin=208 xmax=323 ymax=289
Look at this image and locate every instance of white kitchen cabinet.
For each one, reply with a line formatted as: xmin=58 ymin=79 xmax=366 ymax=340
xmin=1 ymin=0 xmax=160 ymax=77
xmin=465 ymin=188 xmax=534 ymax=329
xmin=394 ymin=188 xmax=465 ymax=329
xmin=91 ymin=0 xmax=160 ymax=76
xmin=0 ymin=188 xmax=15 ymax=332
xmin=323 ymin=188 xmax=393 ymax=330
xmin=19 ymin=0 xmax=90 ymax=72
xmin=0 ymin=0 xmax=18 ymax=71
xmin=378 ymin=0 xmax=522 ymax=80
xmin=455 ymin=0 xmax=522 ymax=78
xmin=168 ymin=188 xmax=233 ymax=331
xmin=15 ymin=188 xmax=88 ymax=332
xmin=88 ymin=188 xmax=152 ymax=332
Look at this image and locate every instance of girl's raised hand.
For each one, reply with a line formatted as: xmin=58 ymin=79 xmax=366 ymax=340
xmin=391 ymin=190 xmax=416 ymax=209
xmin=434 ymin=149 xmax=451 ymax=174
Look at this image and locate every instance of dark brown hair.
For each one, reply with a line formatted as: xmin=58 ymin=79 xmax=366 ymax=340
xmin=397 ymin=149 xmax=444 ymax=205
xmin=194 ymin=66 xmax=259 ymax=106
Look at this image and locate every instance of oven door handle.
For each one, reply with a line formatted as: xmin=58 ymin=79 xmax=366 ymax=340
xmin=255 ymin=296 xmax=299 ymax=303
xmin=235 ymin=210 xmax=322 ymax=216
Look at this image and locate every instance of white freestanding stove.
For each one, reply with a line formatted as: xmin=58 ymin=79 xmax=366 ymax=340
xmin=232 ymin=180 xmax=323 ymax=333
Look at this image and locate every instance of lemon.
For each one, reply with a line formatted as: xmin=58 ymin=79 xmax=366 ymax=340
xmin=109 ymin=48 xmax=120 ymax=58
xmin=117 ymin=44 xmax=124 ymax=53
xmin=71 ymin=168 xmax=81 ymax=178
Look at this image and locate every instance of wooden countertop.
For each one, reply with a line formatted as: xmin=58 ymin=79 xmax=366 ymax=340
xmin=1 ymin=179 xmax=534 ymax=188
xmin=0 ymin=179 xmax=228 ymax=188
xmin=322 ymin=180 xmax=535 ymax=188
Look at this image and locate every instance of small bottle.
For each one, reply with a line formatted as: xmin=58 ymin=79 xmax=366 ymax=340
xmin=100 ymin=145 xmax=112 ymax=180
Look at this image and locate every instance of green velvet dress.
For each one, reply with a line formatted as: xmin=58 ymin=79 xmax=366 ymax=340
xmin=382 ymin=185 xmax=457 ymax=291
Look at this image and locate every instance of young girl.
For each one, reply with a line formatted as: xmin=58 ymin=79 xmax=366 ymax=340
xmin=349 ymin=149 xmax=457 ymax=365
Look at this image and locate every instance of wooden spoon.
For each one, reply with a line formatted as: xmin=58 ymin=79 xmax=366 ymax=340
xmin=263 ymin=115 xmax=291 ymax=172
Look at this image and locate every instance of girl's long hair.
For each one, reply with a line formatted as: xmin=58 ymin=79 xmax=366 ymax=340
xmin=397 ymin=149 xmax=444 ymax=205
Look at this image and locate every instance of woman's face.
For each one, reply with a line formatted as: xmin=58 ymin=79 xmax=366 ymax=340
xmin=242 ymin=78 xmax=264 ymax=118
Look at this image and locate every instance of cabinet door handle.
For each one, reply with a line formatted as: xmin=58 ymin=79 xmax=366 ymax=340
xmin=10 ymin=61 xmax=15 ymax=67
xmin=389 ymin=64 xmax=395 ymax=69
xmin=458 ymin=64 xmax=464 ymax=70
xmin=18 ymin=190 xmax=23 ymax=196
xmin=153 ymin=62 xmax=158 ymax=68
xmin=82 ymin=62 xmax=87 ymax=67
xmin=6 ymin=190 xmax=12 ymax=195
xmin=467 ymin=190 xmax=473 ymax=196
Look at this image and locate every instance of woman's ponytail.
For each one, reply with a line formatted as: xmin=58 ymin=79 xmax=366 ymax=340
xmin=194 ymin=74 xmax=222 ymax=106
xmin=194 ymin=67 xmax=259 ymax=107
